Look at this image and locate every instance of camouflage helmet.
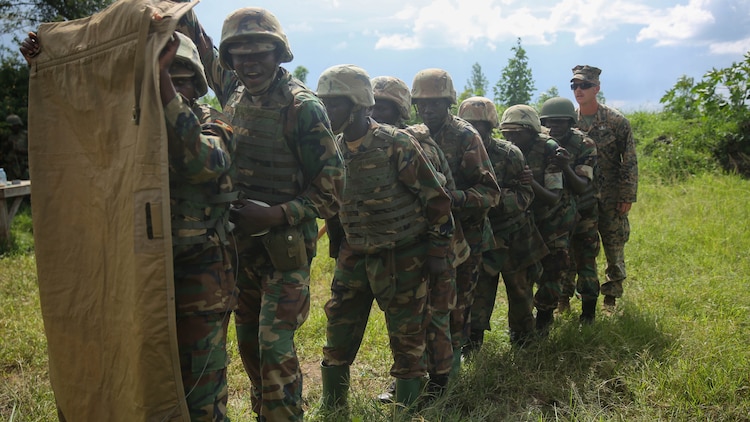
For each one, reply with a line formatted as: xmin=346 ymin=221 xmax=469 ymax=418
xmin=317 ymin=64 xmax=375 ymax=107
xmin=500 ymin=104 xmax=542 ymax=133
xmin=539 ymin=97 xmax=577 ymax=124
xmin=5 ymin=114 xmax=22 ymax=126
xmin=219 ymin=7 xmax=293 ymax=70
xmin=371 ymin=76 xmax=411 ymax=121
xmin=411 ymin=68 xmax=456 ymax=104
xmin=171 ymin=32 xmax=208 ymax=98
xmin=458 ymin=96 xmax=499 ymax=128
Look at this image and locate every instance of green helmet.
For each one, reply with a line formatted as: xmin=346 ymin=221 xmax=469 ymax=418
xmin=371 ymin=76 xmax=411 ymax=121
xmin=458 ymin=96 xmax=499 ymax=128
xmin=500 ymin=104 xmax=542 ymax=133
xmin=171 ymin=32 xmax=208 ymax=98
xmin=539 ymin=97 xmax=577 ymax=124
xmin=316 ymin=64 xmax=375 ymax=107
xmin=219 ymin=7 xmax=293 ymax=70
xmin=5 ymin=114 xmax=22 ymax=126
xmin=411 ymin=68 xmax=456 ymax=104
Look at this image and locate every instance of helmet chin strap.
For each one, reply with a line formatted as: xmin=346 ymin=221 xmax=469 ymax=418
xmin=333 ymin=105 xmax=361 ymax=135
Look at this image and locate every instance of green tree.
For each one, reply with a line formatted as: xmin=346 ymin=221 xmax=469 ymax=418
xmin=534 ymin=86 xmax=559 ymax=110
xmin=493 ymin=37 xmax=535 ymax=107
xmin=1 ymin=0 xmax=115 ymax=39
xmin=293 ymin=66 xmax=308 ymax=84
xmin=459 ymin=62 xmax=489 ymax=103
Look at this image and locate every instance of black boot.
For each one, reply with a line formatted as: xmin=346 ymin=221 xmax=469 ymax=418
xmin=462 ymin=330 xmax=484 ymax=358
xmin=535 ymin=309 xmax=554 ymax=337
xmin=580 ymin=299 xmax=597 ymax=324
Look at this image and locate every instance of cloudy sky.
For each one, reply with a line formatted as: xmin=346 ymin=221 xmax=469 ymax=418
xmin=183 ymin=0 xmax=750 ymax=111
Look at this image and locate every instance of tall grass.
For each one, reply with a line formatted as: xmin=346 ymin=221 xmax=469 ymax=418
xmin=2 ymin=173 xmax=749 ymax=421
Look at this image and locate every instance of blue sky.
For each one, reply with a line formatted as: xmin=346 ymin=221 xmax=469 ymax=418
xmin=185 ymin=0 xmax=750 ymax=112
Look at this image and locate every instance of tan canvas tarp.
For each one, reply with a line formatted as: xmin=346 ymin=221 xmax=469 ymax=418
xmin=28 ymin=1 xmax=197 ymax=420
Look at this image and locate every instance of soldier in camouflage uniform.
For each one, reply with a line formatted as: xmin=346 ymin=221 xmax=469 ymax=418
xmin=371 ymin=76 xmax=469 ymax=401
xmin=570 ymin=65 xmax=638 ymax=311
xmin=316 ymin=65 xmax=454 ymax=409
xmin=178 ymin=8 xmax=344 ymax=421
xmin=502 ymin=105 xmax=576 ymax=336
xmin=410 ymin=69 xmax=500 ymax=369
xmin=459 ymin=97 xmax=548 ymax=350
xmin=540 ymin=97 xmax=600 ymax=323
xmin=159 ymin=32 xmax=238 ymax=421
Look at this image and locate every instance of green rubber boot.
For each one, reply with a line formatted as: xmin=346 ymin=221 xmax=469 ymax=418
xmin=320 ymin=363 xmax=349 ymax=409
xmin=395 ymin=377 xmax=422 ymax=409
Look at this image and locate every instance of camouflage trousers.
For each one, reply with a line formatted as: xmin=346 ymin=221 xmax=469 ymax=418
xmin=425 ymin=265 xmax=456 ymax=377
xmin=561 ymin=205 xmax=601 ymax=302
xmin=449 ymin=252 xmax=482 ymax=350
xmin=174 ymin=249 xmax=236 ymax=422
xmin=598 ymin=202 xmax=631 ymax=298
xmin=233 ymin=238 xmax=311 ymax=422
xmin=323 ymin=240 xmax=429 ymax=379
xmin=534 ymin=242 xmax=571 ymax=312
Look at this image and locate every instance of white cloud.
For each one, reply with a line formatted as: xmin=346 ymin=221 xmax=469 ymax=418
xmin=635 ymin=0 xmax=715 ymax=46
xmin=709 ymin=37 xmax=750 ymax=55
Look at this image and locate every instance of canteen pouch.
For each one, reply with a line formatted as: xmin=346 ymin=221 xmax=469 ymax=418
xmin=262 ymin=225 xmax=307 ymax=271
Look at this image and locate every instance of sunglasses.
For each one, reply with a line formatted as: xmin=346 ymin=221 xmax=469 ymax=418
xmin=570 ymin=82 xmax=595 ymax=91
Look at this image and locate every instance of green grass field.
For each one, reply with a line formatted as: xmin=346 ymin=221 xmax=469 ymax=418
xmin=2 ymin=173 xmax=749 ymax=421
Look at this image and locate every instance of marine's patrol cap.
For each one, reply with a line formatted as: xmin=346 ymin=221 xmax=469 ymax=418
xmin=570 ymin=65 xmax=601 ymax=85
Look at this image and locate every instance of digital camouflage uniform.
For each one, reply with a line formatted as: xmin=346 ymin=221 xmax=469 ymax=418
xmin=572 ymin=66 xmax=638 ymax=300
xmin=501 ymin=105 xmax=574 ymax=332
xmin=459 ymin=97 xmax=548 ymax=349
xmin=166 ymin=33 xmax=238 ymax=422
xmin=180 ymin=9 xmax=344 ymax=421
xmin=411 ymin=69 xmax=500 ymax=360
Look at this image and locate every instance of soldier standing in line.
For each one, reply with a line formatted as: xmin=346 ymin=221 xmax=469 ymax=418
xmin=159 ymin=32 xmax=238 ymax=421
xmin=316 ymin=65 xmax=454 ymax=410
xmin=459 ymin=97 xmax=548 ymax=351
xmin=410 ymin=69 xmax=500 ymax=370
xmin=371 ymin=76 xmax=469 ymax=401
xmin=178 ymin=8 xmax=344 ymax=421
xmin=540 ymin=97 xmax=600 ymax=323
xmin=502 ymin=105 xmax=575 ymax=337
xmin=570 ymin=65 xmax=638 ymax=312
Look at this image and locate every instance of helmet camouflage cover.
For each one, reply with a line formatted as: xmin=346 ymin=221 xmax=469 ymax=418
xmin=458 ymin=96 xmax=499 ymax=128
xmin=539 ymin=97 xmax=577 ymax=124
xmin=500 ymin=104 xmax=542 ymax=133
xmin=5 ymin=114 xmax=22 ymax=126
xmin=317 ymin=64 xmax=375 ymax=107
xmin=371 ymin=76 xmax=411 ymax=121
xmin=411 ymin=68 xmax=456 ymax=104
xmin=219 ymin=7 xmax=293 ymax=70
xmin=171 ymin=32 xmax=208 ymax=98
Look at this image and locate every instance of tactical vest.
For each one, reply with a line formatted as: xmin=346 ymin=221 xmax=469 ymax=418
xmin=566 ymin=128 xmax=599 ymax=210
xmin=170 ymin=103 xmax=238 ymax=246
xmin=224 ymin=80 xmax=306 ymax=205
xmin=526 ymin=134 xmax=566 ymax=220
xmin=339 ymin=125 xmax=427 ymax=253
xmin=486 ymin=138 xmax=528 ymax=235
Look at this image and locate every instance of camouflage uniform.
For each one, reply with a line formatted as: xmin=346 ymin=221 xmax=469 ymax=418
xmin=501 ymin=105 xmax=574 ymax=333
xmin=166 ymin=33 xmax=238 ymax=422
xmin=572 ymin=66 xmax=638 ymax=301
xmin=411 ymin=69 xmax=500 ymax=361
xmin=459 ymin=97 xmax=548 ymax=349
xmin=371 ymin=75 xmax=464 ymax=383
xmin=180 ymin=9 xmax=344 ymax=421
xmin=317 ymin=65 xmax=453 ymax=409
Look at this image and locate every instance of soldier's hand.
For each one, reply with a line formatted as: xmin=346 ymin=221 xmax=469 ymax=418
xmin=519 ymin=165 xmax=533 ymax=185
xmin=554 ymin=146 xmax=571 ymax=167
xmin=20 ymin=32 xmax=40 ymax=65
xmin=230 ymin=199 xmax=284 ymax=236
xmin=616 ymin=202 xmax=632 ymax=215
xmin=427 ymin=255 xmax=449 ymax=276
xmin=159 ymin=34 xmax=180 ymax=74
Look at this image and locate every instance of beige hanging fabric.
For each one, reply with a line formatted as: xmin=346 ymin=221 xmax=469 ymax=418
xmin=28 ymin=1 xmax=197 ymax=420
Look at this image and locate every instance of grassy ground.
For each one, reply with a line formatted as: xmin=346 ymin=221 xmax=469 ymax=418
xmin=2 ymin=173 xmax=749 ymax=421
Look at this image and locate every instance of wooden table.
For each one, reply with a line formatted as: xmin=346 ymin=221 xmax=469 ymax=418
xmin=0 ymin=180 xmax=31 ymax=245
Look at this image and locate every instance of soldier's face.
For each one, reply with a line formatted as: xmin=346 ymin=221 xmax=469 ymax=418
xmin=542 ymin=118 xmax=572 ymax=139
xmin=231 ymin=50 xmax=280 ymax=91
xmin=414 ymin=98 xmax=450 ymax=131
xmin=502 ymin=128 xmax=535 ymax=151
xmin=171 ymin=77 xmax=197 ymax=102
xmin=322 ymin=97 xmax=354 ymax=133
xmin=371 ymin=99 xmax=400 ymax=126
xmin=572 ymin=81 xmax=600 ymax=106
xmin=466 ymin=120 xmax=492 ymax=140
